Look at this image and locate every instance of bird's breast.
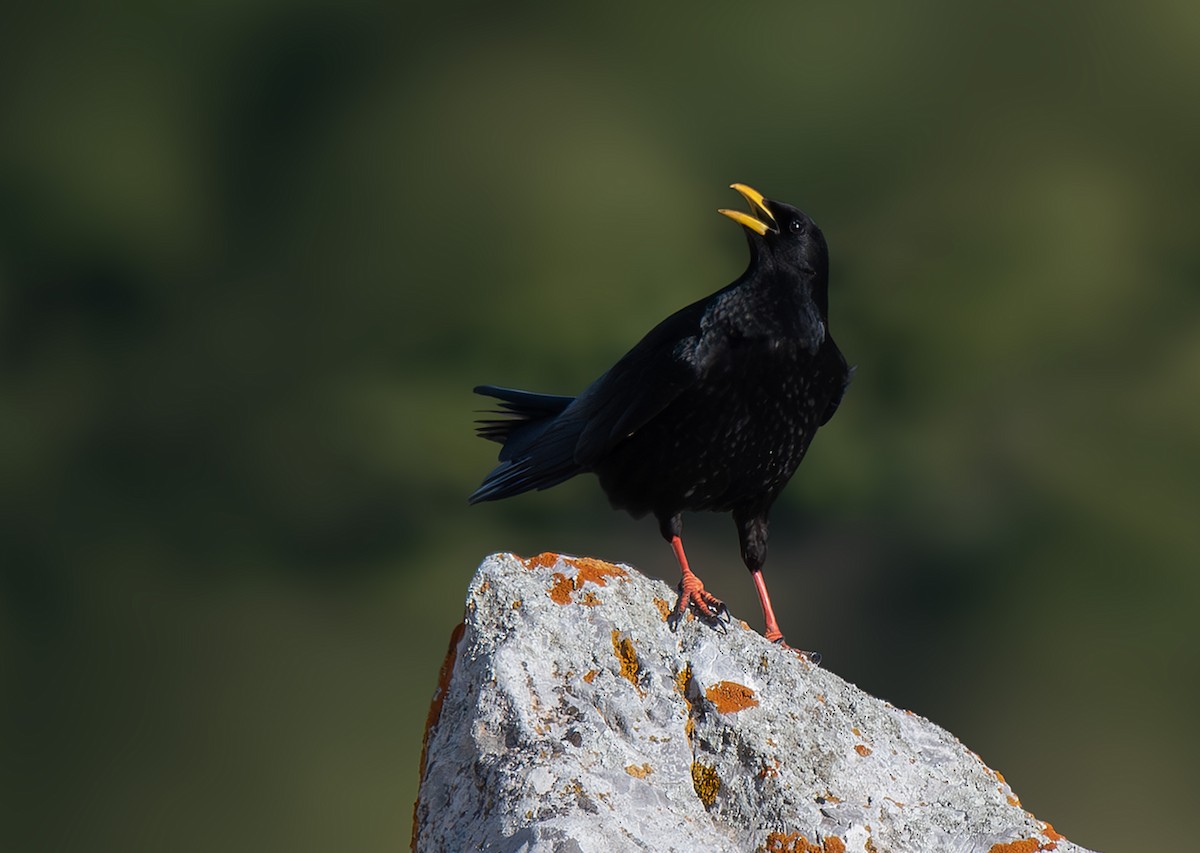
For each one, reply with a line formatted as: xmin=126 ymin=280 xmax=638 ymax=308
xmin=595 ymin=341 xmax=839 ymax=518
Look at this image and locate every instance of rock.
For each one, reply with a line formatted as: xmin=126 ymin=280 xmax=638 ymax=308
xmin=412 ymin=552 xmax=1096 ymax=853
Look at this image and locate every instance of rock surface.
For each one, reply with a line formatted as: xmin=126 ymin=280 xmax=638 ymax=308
xmin=413 ymin=552 xmax=1096 ymax=853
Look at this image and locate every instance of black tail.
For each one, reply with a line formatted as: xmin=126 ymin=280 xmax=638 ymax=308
xmin=469 ymin=385 xmax=583 ymax=504
xmin=473 ymin=385 xmax=573 ymax=447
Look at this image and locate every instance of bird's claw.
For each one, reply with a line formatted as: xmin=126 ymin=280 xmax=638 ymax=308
xmin=669 ymin=577 xmax=728 ymax=633
xmin=771 ymin=636 xmax=822 ymax=666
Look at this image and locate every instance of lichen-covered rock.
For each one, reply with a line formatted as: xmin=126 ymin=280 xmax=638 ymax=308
xmin=412 ymin=552 xmax=1096 ymax=853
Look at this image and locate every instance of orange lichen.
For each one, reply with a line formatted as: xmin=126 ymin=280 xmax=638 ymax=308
xmin=763 ymin=833 xmax=801 ymax=853
xmin=987 ymin=834 xmax=1061 ymax=853
xmin=548 ymin=572 xmax=574 ymax=604
xmin=761 ymin=832 xmax=846 ymax=853
xmin=854 ymin=744 xmax=872 ymax=757
xmin=511 ymin=599 xmax=521 ymax=609
xmin=986 ymin=765 xmax=1021 ymax=806
xmin=412 ymin=621 xmax=465 ymax=851
xmin=582 ymin=669 xmax=599 ymax=684
xmin=987 ymin=840 xmax=1041 ymax=853
xmin=652 ymin=596 xmax=672 ymax=621
xmin=690 ymin=762 xmax=720 ymax=808
xmin=611 ymin=630 xmax=641 ymax=692
xmin=624 ymin=763 xmax=653 ymax=778
xmin=543 ymin=555 xmax=627 ymax=604
xmin=568 ymin=556 xmax=627 ymax=586
xmin=758 ymin=758 xmax=781 ymax=779
xmin=1041 ymin=823 xmax=1065 ymax=843
xmin=705 ymin=680 xmax=760 ymax=714
xmin=522 ymin=552 xmax=560 ymax=569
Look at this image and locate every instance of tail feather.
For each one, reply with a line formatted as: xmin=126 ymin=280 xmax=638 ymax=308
xmin=472 ymin=385 xmax=573 ymax=451
xmin=469 ymin=385 xmax=583 ymax=503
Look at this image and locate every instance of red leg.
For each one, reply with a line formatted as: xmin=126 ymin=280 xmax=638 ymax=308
xmin=751 ymin=568 xmax=820 ymax=664
xmin=669 ymin=536 xmax=726 ymax=620
xmin=750 ymin=568 xmax=784 ymax=643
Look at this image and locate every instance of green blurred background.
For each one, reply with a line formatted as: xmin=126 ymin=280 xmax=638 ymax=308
xmin=2 ymin=1 xmax=1197 ymax=850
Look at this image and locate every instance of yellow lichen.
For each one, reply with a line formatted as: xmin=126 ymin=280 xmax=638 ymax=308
xmin=624 ymin=763 xmax=652 ymax=778
xmin=611 ymin=630 xmax=641 ymax=693
xmin=690 ymin=762 xmax=720 ymax=808
xmin=674 ymin=664 xmax=693 ymax=701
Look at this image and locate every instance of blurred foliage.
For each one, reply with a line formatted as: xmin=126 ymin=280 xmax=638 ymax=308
xmin=2 ymin=1 xmax=1198 ymax=850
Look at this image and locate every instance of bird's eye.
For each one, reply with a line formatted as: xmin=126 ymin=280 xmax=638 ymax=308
xmin=789 ymin=219 xmax=804 ymax=234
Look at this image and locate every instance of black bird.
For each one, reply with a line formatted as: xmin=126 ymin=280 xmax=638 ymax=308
xmin=469 ymin=184 xmax=852 ymax=655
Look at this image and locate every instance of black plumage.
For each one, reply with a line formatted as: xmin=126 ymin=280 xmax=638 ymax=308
xmin=469 ymin=184 xmax=852 ymax=654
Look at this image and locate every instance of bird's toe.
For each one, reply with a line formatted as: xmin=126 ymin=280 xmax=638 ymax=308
xmin=672 ymin=577 xmax=728 ymax=631
xmin=770 ymin=636 xmax=822 ymax=666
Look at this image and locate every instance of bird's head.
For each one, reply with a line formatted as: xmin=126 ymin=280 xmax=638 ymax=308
xmin=718 ymin=183 xmax=829 ymax=284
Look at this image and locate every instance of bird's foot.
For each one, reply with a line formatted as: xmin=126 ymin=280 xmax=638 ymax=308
xmin=668 ymin=574 xmax=729 ymax=632
xmin=769 ymin=635 xmax=822 ymax=666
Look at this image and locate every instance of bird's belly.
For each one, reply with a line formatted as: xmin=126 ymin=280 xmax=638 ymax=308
xmin=595 ymin=360 xmax=831 ymax=517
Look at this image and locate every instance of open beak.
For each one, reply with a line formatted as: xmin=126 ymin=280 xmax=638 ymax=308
xmin=718 ymin=183 xmax=776 ymax=236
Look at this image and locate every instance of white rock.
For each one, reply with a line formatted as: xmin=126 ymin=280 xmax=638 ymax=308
xmin=413 ymin=552 xmax=1096 ymax=853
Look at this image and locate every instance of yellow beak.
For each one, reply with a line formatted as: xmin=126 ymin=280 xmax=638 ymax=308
xmin=718 ymin=183 xmax=776 ymax=236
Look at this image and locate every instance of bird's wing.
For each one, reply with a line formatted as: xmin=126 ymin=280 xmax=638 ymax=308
xmin=818 ymin=337 xmax=854 ymax=427
xmin=570 ymin=300 xmax=707 ymax=467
